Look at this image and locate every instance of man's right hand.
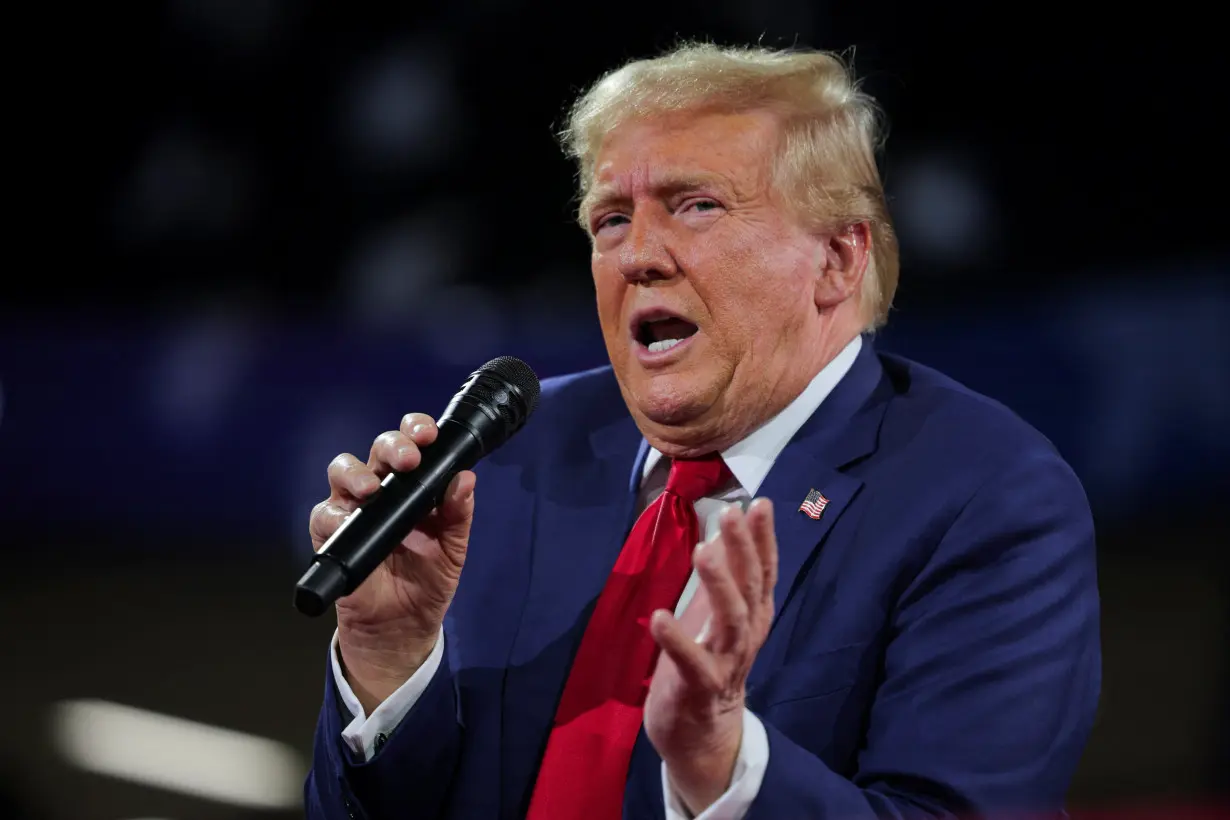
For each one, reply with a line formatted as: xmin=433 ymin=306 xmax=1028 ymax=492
xmin=310 ymin=412 xmax=476 ymax=714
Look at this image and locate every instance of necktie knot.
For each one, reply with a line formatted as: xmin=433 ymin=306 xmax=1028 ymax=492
xmin=665 ymin=454 xmax=733 ymax=503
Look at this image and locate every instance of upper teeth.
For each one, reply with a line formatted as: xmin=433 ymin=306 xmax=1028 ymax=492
xmin=648 ymin=338 xmax=684 ymax=353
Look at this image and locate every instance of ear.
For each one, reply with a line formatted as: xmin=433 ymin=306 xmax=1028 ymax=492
xmin=812 ymin=222 xmax=871 ymax=311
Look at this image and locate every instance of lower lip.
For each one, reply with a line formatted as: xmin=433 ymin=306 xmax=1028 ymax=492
xmin=634 ymin=333 xmax=698 ymax=367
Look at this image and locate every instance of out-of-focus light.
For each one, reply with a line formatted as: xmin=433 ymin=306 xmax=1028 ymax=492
xmin=169 ymin=0 xmax=288 ymax=52
xmin=342 ymin=208 xmax=468 ymax=329
xmin=889 ymin=152 xmax=996 ymax=268
xmin=111 ymin=126 xmax=252 ymax=245
xmin=51 ymin=699 xmax=304 ymax=810
xmin=148 ymin=307 xmax=253 ymax=440
xmin=342 ymin=43 xmax=457 ymax=173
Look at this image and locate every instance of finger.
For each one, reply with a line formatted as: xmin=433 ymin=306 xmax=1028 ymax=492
xmin=719 ymin=504 xmax=763 ymax=611
xmin=650 ymin=609 xmax=722 ymax=692
xmin=309 ymin=500 xmax=353 ymax=550
xmin=436 ymin=470 xmax=477 ymax=526
xmin=369 ymin=430 xmax=422 ymax=477
xmin=747 ymin=498 xmax=778 ymax=604
xmin=693 ymin=536 xmax=750 ymax=655
xmin=327 ymin=453 xmax=380 ymax=501
xmin=399 ymin=413 xmax=439 ymax=447
xmin=423 ymin=471 xmax=478 ymax=566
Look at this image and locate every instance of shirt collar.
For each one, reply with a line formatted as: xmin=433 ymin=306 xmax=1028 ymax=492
xmin=640 ymin=334 xmax=864 ymax=496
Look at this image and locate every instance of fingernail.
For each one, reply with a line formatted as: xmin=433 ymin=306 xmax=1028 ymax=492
xmin=411 ymin=423 xmax=429 ymax=437
xmin=397 ymin=444 xmax=415 ymax=460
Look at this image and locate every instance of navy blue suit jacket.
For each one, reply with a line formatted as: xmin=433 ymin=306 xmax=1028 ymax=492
xmin=306 ymin=339 xmax=1101 ymax=819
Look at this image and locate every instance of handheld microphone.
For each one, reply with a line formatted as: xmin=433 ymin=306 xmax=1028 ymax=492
xmin=293 ymin=356 xmax=540 ymax=617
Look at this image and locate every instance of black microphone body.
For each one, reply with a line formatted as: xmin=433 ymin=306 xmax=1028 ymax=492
xmin=294 ymin=357 xmax=539 ymax=617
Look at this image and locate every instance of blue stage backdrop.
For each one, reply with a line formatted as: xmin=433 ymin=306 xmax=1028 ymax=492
xmin=0 ymin=264 xmax=1225 ymax=555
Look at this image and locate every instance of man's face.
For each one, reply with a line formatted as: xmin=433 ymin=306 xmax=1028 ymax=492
xmin=587 ymin=109 xmax=838 ymax=455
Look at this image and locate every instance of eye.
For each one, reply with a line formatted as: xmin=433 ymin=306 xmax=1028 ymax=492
xmin=680 ymin=198 xmax=722 ymax=215
xmin=594 ymin=213 xmax=629 ymax=233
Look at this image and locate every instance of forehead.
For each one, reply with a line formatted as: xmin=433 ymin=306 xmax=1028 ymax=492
xmin=588 ymin=109 xmax=780 ymax=201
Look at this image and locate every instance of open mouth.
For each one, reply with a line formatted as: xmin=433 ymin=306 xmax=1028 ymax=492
xmin=633 ymin=313 xmax=699 ymax=354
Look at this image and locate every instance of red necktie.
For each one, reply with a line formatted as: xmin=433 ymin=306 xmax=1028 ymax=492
xmin=526 ymin=454 xmax=734 ymax=820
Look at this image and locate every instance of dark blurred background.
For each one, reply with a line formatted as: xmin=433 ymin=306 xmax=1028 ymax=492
xmin=3 ymin=2 xmax=1227 ymax=819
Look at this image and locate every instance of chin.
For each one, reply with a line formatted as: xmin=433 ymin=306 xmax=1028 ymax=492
xmin=632 ymin=372 xmax=713 ymax=426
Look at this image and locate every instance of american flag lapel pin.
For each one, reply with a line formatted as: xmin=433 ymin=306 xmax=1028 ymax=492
xmin=799 ymin=488 xmax=829 ymax=520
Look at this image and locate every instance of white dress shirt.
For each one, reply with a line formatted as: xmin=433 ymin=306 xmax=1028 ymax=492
xmin=332 ymin=335 xmax=863 ymax=819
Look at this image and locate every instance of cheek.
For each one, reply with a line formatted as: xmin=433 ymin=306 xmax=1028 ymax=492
xmin=757 ymin=243 xmax=815 ymax=312
xmin=592 ymin=265 xmax=625 ymax=336
xmin=700 ymin=248 xmax=812 ymax=348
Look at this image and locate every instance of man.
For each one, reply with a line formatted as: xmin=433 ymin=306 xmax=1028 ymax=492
xmin=305 ymin=43 xmax=1100 ymax=819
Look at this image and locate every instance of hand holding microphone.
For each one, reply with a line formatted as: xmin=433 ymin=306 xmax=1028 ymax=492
xmin=297 ymin=357 xmax=539 ymax=710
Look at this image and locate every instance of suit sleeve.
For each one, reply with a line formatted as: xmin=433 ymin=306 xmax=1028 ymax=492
xmin=750 ymin=448 xmax=1102 ymax=818
xmin=333 ymin=629 xmax=445 ymax=761
xmin=304 ymin=634 xmax=462 ymax=820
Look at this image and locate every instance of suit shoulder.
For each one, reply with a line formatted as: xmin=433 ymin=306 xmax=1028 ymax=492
xmin=878 ymin=351 xmax=1075 ymax=478
xmin=487 ymin=364 xmax=626 ymax=463
xmin=873 ymin=352 xmax=1093 ymax=553
xmin=535 ymin=365 xmax=628 ymax=427
xmin=539 ymin=364 xmax=622 ymax=406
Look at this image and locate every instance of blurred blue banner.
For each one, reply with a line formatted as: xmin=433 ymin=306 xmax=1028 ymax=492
xmin=1 ymin=266 xmax=1226 ymax=555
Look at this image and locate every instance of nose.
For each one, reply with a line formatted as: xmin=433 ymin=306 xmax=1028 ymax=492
xmin=616 ymin=212 xmax=679 ymax=284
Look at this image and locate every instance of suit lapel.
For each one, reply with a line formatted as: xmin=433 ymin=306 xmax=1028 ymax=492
xmin=753 ymin=338 xmax=891 ymax=634
xmin=508 ymin=417 xmax=645 ymax=662
xmin=758 ymin=464 xmax=864 ymax=621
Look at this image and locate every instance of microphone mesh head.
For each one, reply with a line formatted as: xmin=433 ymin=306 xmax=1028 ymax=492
xmin=479 ymin=356 xmax=540 ymax=411
xmin=454 ymin=356 xmax=540 ymax=446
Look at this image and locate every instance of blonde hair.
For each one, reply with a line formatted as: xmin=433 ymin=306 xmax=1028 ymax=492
xmin=560 ymin=42 xmax=899 ymax=330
